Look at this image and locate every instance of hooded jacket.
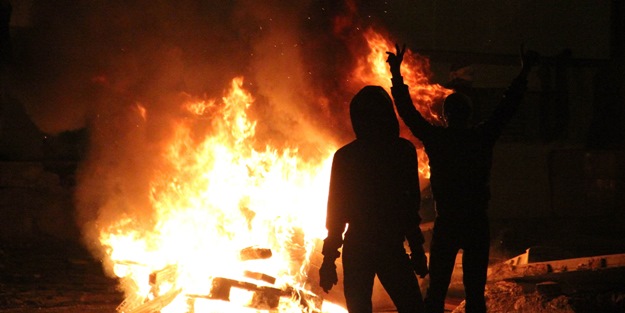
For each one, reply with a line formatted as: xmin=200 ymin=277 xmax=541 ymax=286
xmin=323 ymin=86 xmax=423 ymax=257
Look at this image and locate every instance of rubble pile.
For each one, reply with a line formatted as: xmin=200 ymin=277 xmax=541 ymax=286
xmin=451 ymin=281 xmax=574 ymax=313
xmin=452 ymin=248 xmax=625 ymax=312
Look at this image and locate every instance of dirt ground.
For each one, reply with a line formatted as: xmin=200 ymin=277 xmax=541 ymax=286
xmin=0 ymin=239 xmax=123 ymax=313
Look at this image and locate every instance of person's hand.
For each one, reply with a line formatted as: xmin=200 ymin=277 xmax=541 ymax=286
xmin=410 ymin=253 xmax=429 ymax=278
xmin=319 ymin=258 xmax=338 ymax=293
xmin=386 ymin=43 xmax=406 ymax=76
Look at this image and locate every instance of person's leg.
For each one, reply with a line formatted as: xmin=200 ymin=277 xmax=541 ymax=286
xmin=377 ymin=250 xmax=424 ymax=313
xmin=461 ymin=218 xmax=490 ymax=313
xmin=424 ymin=220 xmax=459 ymax=313
xmin=342 ymin=243 xmax=376 ymax=313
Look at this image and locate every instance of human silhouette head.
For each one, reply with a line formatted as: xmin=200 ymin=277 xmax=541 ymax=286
xmin=443 ymin=92 xmax=472 ymax=127
xmin=350 ymin=86 xmax=399 ymax=140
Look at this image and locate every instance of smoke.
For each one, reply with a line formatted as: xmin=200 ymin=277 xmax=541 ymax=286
xmin=9 ymin=1 xmax=387 ymax=259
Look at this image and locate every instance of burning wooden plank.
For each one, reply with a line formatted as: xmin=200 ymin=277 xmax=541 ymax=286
xmin=149 ymin=264 xmax=178 ymax=286
xmin=239 ymin=246 xmax=272 ymax=261
xmin=116 ymin=263 xmax=181 ymax=313
xmin=116 ymin=294 xmax=144 ymax=313
xmin=115 ymin=250 xmax=326 ymax=312
xmin=186 ymin=277 xmax=282 ymax=311
xmin=243 ymin=270 xmax=277 ymax=284
xmin=186 ymin=276 xmax=323 ymax=312
xmin=117 ymin=287 xmax=182 ymax=313
xmin=284 ymin=286 xmax=324 ymax=313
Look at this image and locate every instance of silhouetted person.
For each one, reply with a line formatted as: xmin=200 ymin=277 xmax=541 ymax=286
xmin=319 ymin=86 xmax=428 ymax=313
xmin=387 ymin=45 xmax=538 ymax=313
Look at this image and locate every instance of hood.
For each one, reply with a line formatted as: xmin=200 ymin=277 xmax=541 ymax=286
xmin=349 ymin=85 xmax=399 ymax=140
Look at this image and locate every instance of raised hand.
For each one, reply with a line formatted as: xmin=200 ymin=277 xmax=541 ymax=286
xmin=386 ymin=43 xmax=406 ymax=76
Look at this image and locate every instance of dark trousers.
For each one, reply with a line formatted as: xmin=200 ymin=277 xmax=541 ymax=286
xmin=342 ymin=242 xmax=424 ymax=313
xmin=424 ymin=215 xmax=490 ymax=313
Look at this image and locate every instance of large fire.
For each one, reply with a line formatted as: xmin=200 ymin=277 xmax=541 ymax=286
xmin=97 ymin=28 xmax=450 ymax=313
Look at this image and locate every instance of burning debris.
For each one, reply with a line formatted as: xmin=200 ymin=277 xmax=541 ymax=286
xmin=116 ymin=246 xmax=323 ymax=313
xmin=118 ymin=287 xmax=182 ymax=313
xmin=116 ymin=264 xmax=181 ymax=313
xmin=240 ymin=246 xmax=273 ymax=261
xmin=195 ymin=277 xmax=322 ymax=312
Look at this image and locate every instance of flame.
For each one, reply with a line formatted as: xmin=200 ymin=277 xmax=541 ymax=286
xmin=352 ymin=28 xmax=452 ymax=178
xmin=101 ymin=77 xmax=337 ymax=312
xmin=98 ymin=28 xmax=450 ymax=313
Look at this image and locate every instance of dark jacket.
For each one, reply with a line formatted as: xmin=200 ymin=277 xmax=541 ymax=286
xmin=323 ymin=86 xmax=423 ymax=257
xmin=390 ymin=77 xmax=528 ymax=218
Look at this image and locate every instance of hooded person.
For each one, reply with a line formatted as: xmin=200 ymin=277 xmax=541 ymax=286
xmin=387 ymin=44 xmax=539 ymax=313
xmin=319 ymin=85 xmax=428 ymax=313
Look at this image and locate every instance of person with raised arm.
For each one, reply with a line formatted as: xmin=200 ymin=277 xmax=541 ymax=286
xmin=386 ymin=45 xmax=539 ymax=313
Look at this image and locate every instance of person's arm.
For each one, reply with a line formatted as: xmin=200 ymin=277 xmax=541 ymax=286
xmin=323 ymin=153 xmax=347 ymax=258
xmin=319 ymin=153 xmax=347 ymax=293
xmin=482 ymin=45 xmax=540 ymax=140
xmin=406 ymin=226 xmax=428 ymax=278
xmin=386 ymin=44 xmax=432 ymax=138
xmin=403 ymin=144 xmax=428 ymax=277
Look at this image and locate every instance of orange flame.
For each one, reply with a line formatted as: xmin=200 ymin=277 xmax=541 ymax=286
xmin=101 ymin=78 xmax=337 ymax=312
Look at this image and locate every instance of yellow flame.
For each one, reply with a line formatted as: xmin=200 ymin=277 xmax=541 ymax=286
xmin=101 ymin=77 xmax=337 ymax=312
